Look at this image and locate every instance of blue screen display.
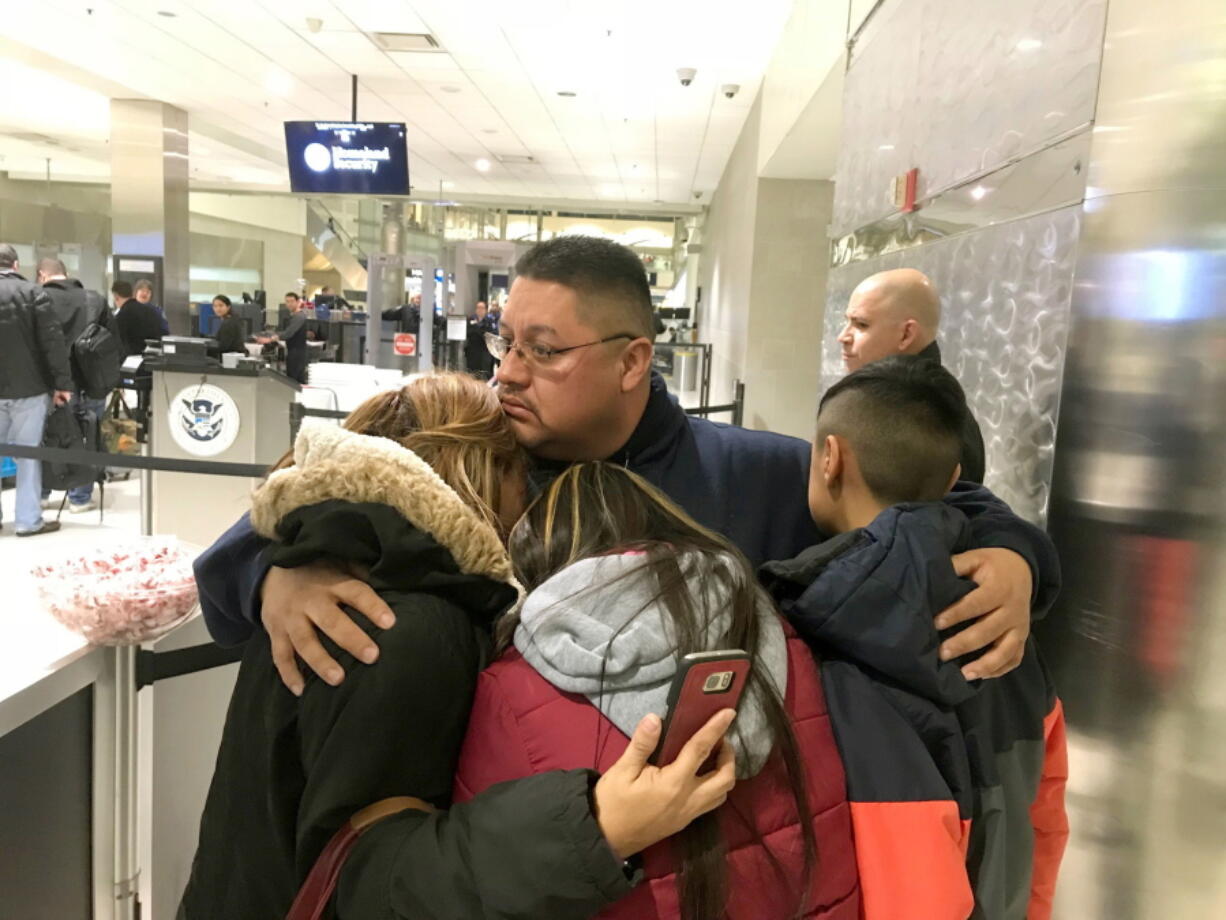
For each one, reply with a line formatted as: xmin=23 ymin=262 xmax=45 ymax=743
xmin=284 ymin=121 xmax=409 ymax=195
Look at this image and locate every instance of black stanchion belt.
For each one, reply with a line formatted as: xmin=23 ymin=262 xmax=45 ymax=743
xmin=685 ymin=403 xmax=737 ymax=416
xmin=0 ymin=443 xmax=267 ymax=478
xmin=135 ymin=643 xmax=246 ymax=689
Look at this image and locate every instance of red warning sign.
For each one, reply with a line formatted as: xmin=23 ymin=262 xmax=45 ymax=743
xmin=393 ymin=333 xmax=417 ymax=356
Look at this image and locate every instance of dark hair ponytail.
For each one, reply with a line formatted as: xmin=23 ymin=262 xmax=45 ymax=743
xmin=505 ymin=462 xmax=818 ymax=920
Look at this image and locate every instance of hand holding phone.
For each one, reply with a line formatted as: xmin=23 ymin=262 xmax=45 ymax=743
xmin=652 ymin=650 xmax=750 ymax=770
xmin=594 ymin=709 xmax=738 ymax=859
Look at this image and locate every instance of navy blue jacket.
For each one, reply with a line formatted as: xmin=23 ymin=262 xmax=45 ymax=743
xmin=760 ymin=504 xmax=1068 ymax=919
xmin=195 ymin=375 xmax=1060 ymax=646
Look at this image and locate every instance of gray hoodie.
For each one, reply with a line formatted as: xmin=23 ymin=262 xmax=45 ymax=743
xmin=514 ymin=550 xmax=788 ymax=777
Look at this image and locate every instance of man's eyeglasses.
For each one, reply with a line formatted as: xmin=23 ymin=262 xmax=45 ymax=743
xmin=485 ymin=332 xmax=635 ymax=366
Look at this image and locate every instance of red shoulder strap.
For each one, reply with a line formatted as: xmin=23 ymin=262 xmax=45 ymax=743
xmin=285 ymin=796 xmax=436 ymax=920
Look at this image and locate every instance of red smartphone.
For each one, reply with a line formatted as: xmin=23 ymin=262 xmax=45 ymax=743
xmin=651 ymin=650 xmax=751 ymax=770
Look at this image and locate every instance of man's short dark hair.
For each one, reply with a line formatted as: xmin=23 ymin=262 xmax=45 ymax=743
xmin=37 ymin=257 xmax=67 ymax=277
xmin=515 ymin=236 xmax=654 ymax=339
xmin=817 ymin=356 xmax=968 ymax=505
xmin=133 ymin=279 xmax=153 ymax=294
xmin=112 ymin=280 xmax=133 ymax=298
xmin=286 ymin=291 xmax=300 ymax=301
xmin=0 ymin=243 xmax=18 ymax=269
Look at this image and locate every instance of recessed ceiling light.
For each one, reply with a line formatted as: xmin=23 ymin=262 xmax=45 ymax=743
xmin=1016 ymin=38 xmax=1043 ymax=52
xmin=475 ymin=158 xmax=491 ymax=172
xmin=440 ymin=85 xmax=462 ymax=94
xmin=971 ymin=185 xmax=989 ymax=200
xmin=371 ymin=32 xmax=442 ymax=52
xmin=878 ymin=144 xmax=895 ymax=151
xmin=557 ymin=91 xmax=577 ymax=98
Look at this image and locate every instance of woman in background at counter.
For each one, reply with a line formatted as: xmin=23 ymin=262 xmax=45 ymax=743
xmin=212 ymin=295 xmax=245 ymax=354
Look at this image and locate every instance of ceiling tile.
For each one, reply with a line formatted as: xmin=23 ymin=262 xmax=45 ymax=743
xmin=5 ymin=0 xmax=801 ymax=207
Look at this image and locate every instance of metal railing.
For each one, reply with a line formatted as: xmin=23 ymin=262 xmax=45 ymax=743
xmin=685 ymin=380 xmax=745 ymax=427
xmin=308 ymin=199 xmax=368 ymax=262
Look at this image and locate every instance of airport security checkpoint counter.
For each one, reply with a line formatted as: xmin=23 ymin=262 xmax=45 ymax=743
xmin=147 ymin=354 xmax=300 ymax=549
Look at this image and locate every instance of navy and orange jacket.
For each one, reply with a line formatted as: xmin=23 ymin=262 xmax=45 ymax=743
xmin=761 ymin=503 xmax=1069 ymax=920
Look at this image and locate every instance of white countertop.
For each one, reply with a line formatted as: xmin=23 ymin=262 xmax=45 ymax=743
xmin=0 ymin=478 xmax=145 ymax=736
xmin=0 ymin=535 xmax=103 ymax=737
xmin=0 ymin=601 xmax=104 ymax=738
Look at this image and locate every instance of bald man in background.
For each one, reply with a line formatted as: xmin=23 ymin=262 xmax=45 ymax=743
xmin=837 ymin=268 xmax=986 ymax=482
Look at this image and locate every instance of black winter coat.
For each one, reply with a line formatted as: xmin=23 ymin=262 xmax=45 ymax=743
xmin=115 ymin=298 xmax=164 ymax=357
xmin=42 ymin=277 xmax=112 ymax=346
xmin=42 ymin=278 xmax=113 ymax=391
xmin=0 ymin=270 xmax=73 ymax=399
xmin=214 ymin=314 xmax=246 ymax=353
xmin=179 ymin=424 xmax=632 ymax=920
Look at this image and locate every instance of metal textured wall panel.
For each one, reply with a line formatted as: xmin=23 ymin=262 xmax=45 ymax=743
xmin=823 ymin=205 xmax=1081 ymax=524
xmin=834 ymin=0 xmax=1107 ymax=235
xmin=1039 ymin=0 xmax=1226 ymax=915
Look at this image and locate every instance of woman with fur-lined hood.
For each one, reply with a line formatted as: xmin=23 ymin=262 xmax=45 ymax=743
xmin=178 ymin=373 xmax=736 ymax=920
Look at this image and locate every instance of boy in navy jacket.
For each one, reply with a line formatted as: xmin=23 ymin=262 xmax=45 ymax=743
xmin=761 ymin=356 xmax=1069 ymax=920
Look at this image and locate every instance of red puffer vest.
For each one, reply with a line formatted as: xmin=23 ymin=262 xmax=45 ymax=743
xmin=454 ymin=622 xmax=861 ymax=920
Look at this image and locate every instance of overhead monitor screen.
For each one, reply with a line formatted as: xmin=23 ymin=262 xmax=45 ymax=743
xmin=284 ymin=121 xmax=409 ymax=195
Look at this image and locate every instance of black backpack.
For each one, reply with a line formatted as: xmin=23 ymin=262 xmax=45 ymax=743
xmin=42 ymin=402 xmax=103 ymax=493
xmin=73 ymin=300 xmax=123 ymax=399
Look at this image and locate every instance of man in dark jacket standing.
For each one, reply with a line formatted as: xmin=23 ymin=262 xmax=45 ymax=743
xmin=836 ymin=268 xmax=987 ymax=483
xmin=37 ymin=257 xmax=112 ymax=513
xmin=133 ymin=278 xmax=170 ymax=334
xmin=0 ymin=244 xmax=74 ymax=536
xmin=263 ymin=291 xmax=309 ymax=383
xmin=112 ymin=279 xmax=164 ymax=357
xmin=464 ymin=300 xmax=497 ymax=379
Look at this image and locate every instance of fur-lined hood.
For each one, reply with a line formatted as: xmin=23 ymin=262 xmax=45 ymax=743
xmin=251 ymin=420 xmax=517 ymax=590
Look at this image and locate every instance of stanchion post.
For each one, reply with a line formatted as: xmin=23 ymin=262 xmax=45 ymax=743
xmin=732 ymin=380 xmax=745 ymax=428
xmin=92 ymin=649 xmax=118 ymax=920
xmin=113 ymin=646 xmax=140 ymax=919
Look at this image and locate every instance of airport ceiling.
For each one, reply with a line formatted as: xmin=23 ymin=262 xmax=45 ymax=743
xmin=0 ymin=0 xmax=796 ymax=210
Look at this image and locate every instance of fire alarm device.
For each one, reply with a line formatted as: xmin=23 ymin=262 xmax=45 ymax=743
xmin=892 ymin=168 xmax=919 ymax=213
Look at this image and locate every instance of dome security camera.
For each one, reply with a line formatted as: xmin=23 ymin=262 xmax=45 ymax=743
xmin=677 ymin=67 xmax=697 ymax=87
xmin=721 ymin=84 xmax=741 ymax=99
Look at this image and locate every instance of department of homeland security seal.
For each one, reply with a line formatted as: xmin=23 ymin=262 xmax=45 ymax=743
xmin=168 ymin=383 xmax=241 ymax=457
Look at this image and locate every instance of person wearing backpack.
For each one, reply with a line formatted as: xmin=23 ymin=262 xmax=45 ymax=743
xmin=37 ymin=257 xmax=117 ymax=513
xmin=0 ymin=244 xmax=73 ymax=536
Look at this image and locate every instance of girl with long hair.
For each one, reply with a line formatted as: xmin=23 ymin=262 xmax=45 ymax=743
xmin=456 ymin=462 xmax=861 ymax=920
xmin=179 ymin=374 xmax=736 ymax=920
